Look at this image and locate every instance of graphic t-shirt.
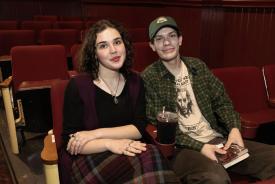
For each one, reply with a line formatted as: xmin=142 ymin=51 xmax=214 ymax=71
xmin=176 ymin=63 xmax=222 ymax=143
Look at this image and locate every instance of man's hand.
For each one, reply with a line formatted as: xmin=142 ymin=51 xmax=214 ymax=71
xmin=223 ymin=128 xmax=244 ymax=150
xmin=201 ymin=143 xmax=227 ymax=161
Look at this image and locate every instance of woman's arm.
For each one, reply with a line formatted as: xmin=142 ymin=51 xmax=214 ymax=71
xmin=67 ymin=137 xmax=146 ymax=156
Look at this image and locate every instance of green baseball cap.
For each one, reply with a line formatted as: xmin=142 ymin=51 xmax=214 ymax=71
xmin=149 ymin=16 xmax=179 ymax=40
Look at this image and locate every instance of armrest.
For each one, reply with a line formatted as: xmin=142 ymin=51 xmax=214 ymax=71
xmin=18 ymin=80 xmax=56 ymax=91
xmin=268 ymin=98 xmax=275 ymax=108
xmin=240 ymin=117 xmax=259 ymax=139
xmin=0 ymin=76 xmax=12 ymax=88
xmin=41 ymin=134 xmax=58 ymax=165
xmin=0 ymin=55 xmax=11 ymax=62
xmin=68 ymin=70 xmax=78 ymax=78
xmin=145 ymin=124 xmax=175 ymax=158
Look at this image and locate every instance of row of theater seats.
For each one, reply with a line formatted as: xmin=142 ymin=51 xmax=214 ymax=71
xmin=0 ymin=27 xmax=148 ymax=58
xmin=0 ymin=41 xmax=155 ymax=82
xmin=0 ymin=44 xmax=274 ymax=183
xmin=0 ymin=29 xmax=81 ymax=57
xmin=0 ymin=20 xmax=97 ymax=30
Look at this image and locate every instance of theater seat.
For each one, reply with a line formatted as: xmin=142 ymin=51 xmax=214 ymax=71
xmin=21 ymin=21 xmax=53 ymax=43
xmin=33 ymin=15 xmax=58 ymax=22
xmin=0 ymin=30 xmax=36 ymax=80
xmin=40 ymin=29 xmax=80 ymax=57
xmin=212 ymin=66 xmax=275 ymax=139
xmin=70 ymin=43 xmax=81 ymax=71
xmin=41 ymin=79 xmax=67 ymax=184
xmin=0 ymin=45 xmax=71 ymax=154
xmin=0 ymin=20 xmax=18 ymax=30
xmin=0 ymin=30 xmax=36 ymax=56
xmin=263 ymin=64 xmax=275 ymax=107
xmin=53 ymin=21 xmax=84 ymax=30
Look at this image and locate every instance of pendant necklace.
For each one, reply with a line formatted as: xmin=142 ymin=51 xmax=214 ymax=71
xmin=98 ymin=74 xmax=120 ymax=104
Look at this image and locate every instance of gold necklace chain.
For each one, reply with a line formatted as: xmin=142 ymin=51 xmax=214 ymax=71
xmin=98 ymin=74 xmax=121 ymax=104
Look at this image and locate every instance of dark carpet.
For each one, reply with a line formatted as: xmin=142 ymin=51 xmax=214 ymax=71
xmin=0 ymin=133 xmax=16 ymax=184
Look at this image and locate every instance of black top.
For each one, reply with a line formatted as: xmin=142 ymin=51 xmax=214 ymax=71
xmin=62 ymin=78 xmax=147 ymax=144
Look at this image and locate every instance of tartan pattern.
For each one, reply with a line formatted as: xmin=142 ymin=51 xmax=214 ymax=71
xmin=71 ymin=144 xmax=180 ymax=184
xmin=141 ymin=57 xmax=241 ymax=151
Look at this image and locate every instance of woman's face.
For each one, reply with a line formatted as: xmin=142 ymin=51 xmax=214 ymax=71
xmin=95 ymin=27 xmax=126 ymax=72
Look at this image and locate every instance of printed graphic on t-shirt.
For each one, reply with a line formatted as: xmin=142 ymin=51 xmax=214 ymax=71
xmin=176 ymin=63 xmax=222 ymax=143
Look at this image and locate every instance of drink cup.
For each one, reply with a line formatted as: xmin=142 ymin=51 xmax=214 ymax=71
xmin=156 ymin=111 xmax=178 ymax=144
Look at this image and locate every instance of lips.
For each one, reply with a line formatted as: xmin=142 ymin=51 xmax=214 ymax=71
xmin=110 ymin=56 xmax=121 ymax=62
xmin=162 ymin=48 xmax=175 ymax=53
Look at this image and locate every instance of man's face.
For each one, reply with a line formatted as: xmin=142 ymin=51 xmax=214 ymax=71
xmin=149 ymin=27 xmax=182 ymax=62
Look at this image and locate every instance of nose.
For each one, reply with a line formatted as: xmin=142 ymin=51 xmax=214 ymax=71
xmin=109 ymin=44 xmax=117 ymax=54
xmin=163 ymin=37 xmax=171 ymax=45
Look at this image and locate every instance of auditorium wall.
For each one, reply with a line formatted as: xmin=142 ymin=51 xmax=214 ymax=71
xmin=1 ymin=0 xmax=275 ymax=68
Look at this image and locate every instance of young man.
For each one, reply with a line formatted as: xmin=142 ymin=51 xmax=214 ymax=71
xmin=141 ymin=16 xmax=275 ymax=183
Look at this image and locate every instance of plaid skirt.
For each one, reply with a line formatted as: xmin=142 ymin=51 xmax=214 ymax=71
xmin=71 ymin=144 xmax=180 ymax=184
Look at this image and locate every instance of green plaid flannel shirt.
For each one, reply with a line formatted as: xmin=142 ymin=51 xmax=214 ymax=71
xmin=141 ymin=57 xmax=241 ymax=151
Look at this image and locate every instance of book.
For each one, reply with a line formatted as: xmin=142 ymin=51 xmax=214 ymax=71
xmin=215 ymin=142 xmax=249 ymax=169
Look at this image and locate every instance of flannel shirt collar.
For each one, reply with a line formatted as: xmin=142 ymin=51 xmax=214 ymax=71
xmin=156 ymin=57 xmax=197 ymax=81
xmin=155 ymin=60 xmax=172 ymax=79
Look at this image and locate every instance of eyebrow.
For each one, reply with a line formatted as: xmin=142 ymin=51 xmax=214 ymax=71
xmin=96 ymin=37 xmax=122 ymax=45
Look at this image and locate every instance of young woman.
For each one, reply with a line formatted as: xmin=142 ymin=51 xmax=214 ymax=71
xmin=60 ymin=19 xmax=180 ymax=184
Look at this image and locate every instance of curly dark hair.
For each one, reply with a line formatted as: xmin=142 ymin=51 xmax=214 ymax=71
xmin=78 ymin=19 xmax=133 ymax=79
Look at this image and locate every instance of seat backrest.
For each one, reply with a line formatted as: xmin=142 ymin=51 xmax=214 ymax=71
xmin=59 ymin=16 xmax=83 ymax=21
xmin=211 ymin=66 xmax=268 ymax=113
xmin=40 ymin=29 xmax=80 ymax=56
xmin=51 ymin=79 xmax=69 ymax=149
xmin=53 ymin=21 xmax=84 ymax=30
xmin=0 ymin=30 xmax=36 ymax=56
xmin=11 ymin=45 xmax=69 ymax=92
xmin=70 ymin=43 xmax=81 ymax=71
xmin=21 ymin=20 xmax=53 ymax=30
xmin=133 ymin=42 xmax=158 ymax=72
xmin=21 ymin=21 xmax=53 ymax=43
xmin=33 ymin=15 xmax=58 ymax=22
xmin=0 ymin=20 xmax=18 ymax=30
xmin=263 ymin=64 xmax=275 ymax=103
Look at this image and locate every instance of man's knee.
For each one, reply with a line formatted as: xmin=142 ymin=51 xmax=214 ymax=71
xmin=183 ymin=170 xmax=231 ymax=184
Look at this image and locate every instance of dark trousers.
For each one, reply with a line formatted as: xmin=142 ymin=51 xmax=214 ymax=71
xmin=170 ymin=140 xmax=275 ymax=184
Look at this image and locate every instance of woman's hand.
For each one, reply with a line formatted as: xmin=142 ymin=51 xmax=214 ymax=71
xmin=201 ymin=143 xmax=226 ymax=162
xmin=223 ymin=128 xmax=244 ymax=150
xmin=106 ymin=139 xmax=147 ymax=156
xmin=67 ymin=130 xmax=98 ymax=155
